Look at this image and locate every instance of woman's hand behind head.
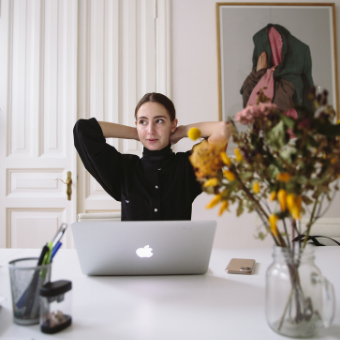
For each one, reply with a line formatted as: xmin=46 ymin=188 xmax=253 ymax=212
xmin=170 ymin=125 xmax=186 ymax=145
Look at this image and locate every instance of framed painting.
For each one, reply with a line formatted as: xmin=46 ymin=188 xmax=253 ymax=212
xmin=216 ymin=2 xmax=339 ymax=151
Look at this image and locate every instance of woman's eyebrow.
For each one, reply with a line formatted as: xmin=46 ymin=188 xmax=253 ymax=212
xmin=138 ymin=115 xmax=167 ymax=120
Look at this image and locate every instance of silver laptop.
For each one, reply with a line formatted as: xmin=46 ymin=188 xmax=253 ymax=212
xmin=71 ymin=220 xmax=216 ymax=276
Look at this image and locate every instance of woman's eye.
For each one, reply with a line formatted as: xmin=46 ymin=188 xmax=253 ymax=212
xmin=139 ymin=120 xmax=147 ymax=125
xmin=156 ymin=119 xmax=164 ymax=123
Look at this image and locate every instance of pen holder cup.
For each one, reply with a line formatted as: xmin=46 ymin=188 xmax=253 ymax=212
xmin=8 ymin=258 xmax=52 ymax=325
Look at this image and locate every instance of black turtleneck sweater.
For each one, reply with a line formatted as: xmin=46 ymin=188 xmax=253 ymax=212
xmin=73 ymin=118 xmax=202 ymax=220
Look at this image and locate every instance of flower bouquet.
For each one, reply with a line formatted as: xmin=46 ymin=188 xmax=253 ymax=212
xmin=188 ymin=88 xmax=340 ymax=337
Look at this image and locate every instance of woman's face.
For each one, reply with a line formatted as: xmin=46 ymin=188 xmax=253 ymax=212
xmin=135 ymin=102 xmax=177 ymax=151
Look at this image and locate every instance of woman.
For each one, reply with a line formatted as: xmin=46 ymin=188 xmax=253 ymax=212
xmin=74 ymin=92 xmax=231 ymax=221
xmin=240 ymin=24 xmax=314 ymax=115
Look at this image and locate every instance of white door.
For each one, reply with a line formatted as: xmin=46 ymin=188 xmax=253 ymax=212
xmin=77 ymin=0 xmax=171 ymax=214
xmin=0 ymin=0 xmax=78 ymax=248
xmin=0 ymin=0 xmax=171 ymax=248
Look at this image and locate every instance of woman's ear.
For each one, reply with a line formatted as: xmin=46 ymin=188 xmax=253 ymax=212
xmin=170 ymin=118 xmax=178 ymax=133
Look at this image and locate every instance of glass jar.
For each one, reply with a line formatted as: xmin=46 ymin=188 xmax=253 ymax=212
xmin=266 ymin=245 xmax=335 ymax=338
xmin=39 ymin=280 xmax=72 ymax=334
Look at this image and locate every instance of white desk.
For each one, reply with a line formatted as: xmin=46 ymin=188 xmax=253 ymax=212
xmin=0 ymin=247 xmax=339 ymax=340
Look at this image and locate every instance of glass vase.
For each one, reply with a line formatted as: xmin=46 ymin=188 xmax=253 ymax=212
xmin=266 ymin=245 xmax=335 ymax=338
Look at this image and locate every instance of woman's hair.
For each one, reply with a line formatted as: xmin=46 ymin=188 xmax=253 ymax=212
xmin=135 ymin=92 xmax=176 ymax=121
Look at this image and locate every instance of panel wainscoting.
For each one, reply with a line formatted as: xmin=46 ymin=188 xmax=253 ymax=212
xmin=7 ymin=208 xmax=67 ymax=248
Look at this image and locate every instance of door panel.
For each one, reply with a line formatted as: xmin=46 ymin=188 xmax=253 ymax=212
xmin=0 ymin=0 xmax=78 ymax=248
xmin=77 ymin=0 xmax=165 ymax=214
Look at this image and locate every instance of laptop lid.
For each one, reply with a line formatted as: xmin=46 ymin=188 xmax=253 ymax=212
xmin=71 ymin=220 xmax=216 ymax=276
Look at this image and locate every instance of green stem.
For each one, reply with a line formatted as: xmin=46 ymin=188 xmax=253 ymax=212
xmin=302 ymin=198 xmax=319 ymax=249
xmin=233 ymin=170 xmax=285 ymax=246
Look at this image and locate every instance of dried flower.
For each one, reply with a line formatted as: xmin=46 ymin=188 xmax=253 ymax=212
xmin=234 ymin=148 xmax=243 ymax=162
xmin=235 ymin=103 xmax=278 ymax=125
xmin=189 ymin=140 xmax=224 ymax=178
xmin=286 ymin=193 xmax=296 ymax=211
xmin=269 ymin=214 xmax=279 ymax=237
xmin=277 ymin=173 xmax=292 ymax=183
xmin=206 ymin=194 xmax=222 ymax=209
xmin=203 ymin=178 xmax=219 ymax=188
xmin=253 ymin=181 xmax=260 ymax=194
xmin=269 ymin=191 xmax=277 ymax=201
xmin=218 ymin=200 xmax=229 ymax=216
xmin=223 ymin=170 xmax=236 ymax=181
xmin=188 ymin=127 xmax=202 ymax=141
xmin=278 ymin=189 xmax=287 ymax=212
xmin=220 ymin=152 xmax=232 ymax=166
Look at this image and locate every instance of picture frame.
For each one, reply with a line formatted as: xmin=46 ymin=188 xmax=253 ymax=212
xmin=216 ymin=2 xmax=339 ymax=150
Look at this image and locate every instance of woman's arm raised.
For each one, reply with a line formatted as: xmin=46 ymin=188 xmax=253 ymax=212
xmin=97 ymin=121 xmax=140 ymax=141
xmin=170 ymin=121 xmax=231 ymax=146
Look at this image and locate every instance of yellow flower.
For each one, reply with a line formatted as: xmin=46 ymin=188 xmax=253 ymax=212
xmin=189 ymin=140 xmax=224 ymax=178
xmin=188 ymin=127 xmax=201 ymax=141
xmin=291 ymin=196 xmax=302 ymax=220
xmin=295 ymin=196 xmax=302 ymax=210
xmin=285 ymin=193 xmax=302 ymax=220
xmin=220 ymin=152 xmax=232 ymax=166
xmin=218 ymin=200 xmax=229 ymax=216
xmin=253 ymin=181 xmax=260 ymax=194
xmin=291 ymin=207 xmax=301 ymax=220
xmin=234 ymin=148 xmax=243 ymax=162
xmin=331 ymin=157 xmax=337 ymax=164
xmin=269 ymin=191 xmax=277 ymax=201
xmin=278 ymin=189 xmax=287 ymax=212
xmin=286 ymin=193 xmax=296 ymax=212
xmin=269 ymin=214 xmax=279 ymax=237
xmin=206 ymin=194 xmax=222 ymax=209
xmin=223 ymin=170 xmax=236 ymax=181
xmin=203 ymin=178 xmax=219 ymax=188
xmin=276 ymin=173 xmax=292 ymax=183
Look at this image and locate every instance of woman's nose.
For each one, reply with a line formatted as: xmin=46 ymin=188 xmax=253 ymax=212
xmin=147 ymin=123 xmax=156 ymax=134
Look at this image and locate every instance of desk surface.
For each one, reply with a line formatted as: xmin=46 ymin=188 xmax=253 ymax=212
xmin=0 ymin=247 xmax=339 ymax=340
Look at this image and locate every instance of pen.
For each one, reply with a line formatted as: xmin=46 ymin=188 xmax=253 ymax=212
xmin=51 ymin=242 xmax=62 ymax=261
xmin=37 ymin=244 xmax=49 ymax=266
xmin=51 ymin=223 xmax=68 ymax=248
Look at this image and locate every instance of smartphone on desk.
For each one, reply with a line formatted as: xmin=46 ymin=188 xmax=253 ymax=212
xmin=225 ymin=258 xmax=256 ymax=275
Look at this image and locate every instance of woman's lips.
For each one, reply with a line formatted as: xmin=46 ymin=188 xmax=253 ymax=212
xmin=147 ymin=139 xmax=158 ymax=143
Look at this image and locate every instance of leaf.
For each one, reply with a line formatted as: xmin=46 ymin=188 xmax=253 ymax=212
xmin=255 ymin=232 xmax=267 ymax=240
xmin=310 ymin=177 xmax=327 ymax=186
xmin=297 ymin=176 xmax=308 ymax=185
xmin=239 ymin=171 xmax=253 ymax=180
xmin=266 ymin=121 xmax=286 ymax=148
xmin=280 ymin=145 xmax=296 ymax=164
xmin=278 ymin=112 xmax=295 ymax=128
xmin=267 ymin=164 xmax=280 ymax=178
xmin=236 ymin=200 xmax=244 ymax=217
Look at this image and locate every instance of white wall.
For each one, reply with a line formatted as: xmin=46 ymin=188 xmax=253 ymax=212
xmin=172 ymin=0 xmax=340 ymax=248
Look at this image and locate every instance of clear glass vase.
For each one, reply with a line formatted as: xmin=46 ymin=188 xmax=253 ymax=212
xmin=266 ymin=245 xmax=335 ymax=338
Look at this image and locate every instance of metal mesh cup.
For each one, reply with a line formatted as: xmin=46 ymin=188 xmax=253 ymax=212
xmin=8 ymin=258 xmax=52 ymax=325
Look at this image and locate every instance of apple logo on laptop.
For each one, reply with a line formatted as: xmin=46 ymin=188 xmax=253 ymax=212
xmin=136 ymin=245 xmax=153 ymax=258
